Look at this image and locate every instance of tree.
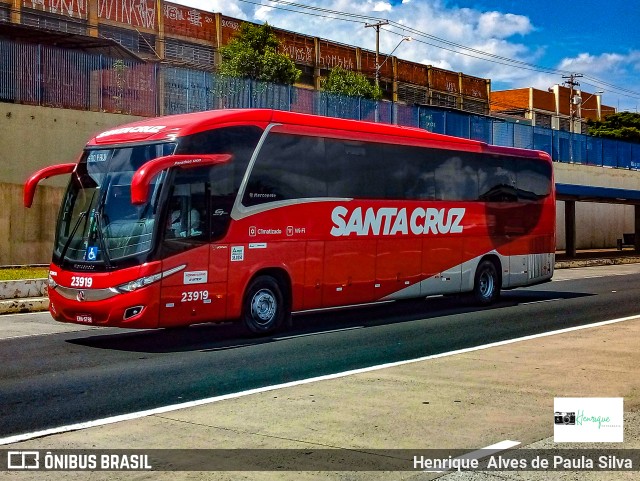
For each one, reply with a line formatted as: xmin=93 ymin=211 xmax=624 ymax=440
xmin=587 ymin=112 xmax=640 ymax=143
xmin=321 ymin=66 xmax=382 ymax=100
xmin=219 ymin=23 xmax=301 ymax=85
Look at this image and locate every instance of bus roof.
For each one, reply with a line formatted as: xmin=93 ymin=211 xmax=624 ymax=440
xmin=87 ymin=109 xmax=549 ymax=161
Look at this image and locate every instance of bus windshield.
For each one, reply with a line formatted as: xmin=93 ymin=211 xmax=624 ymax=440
xmin=54 ymin=142 xmax=176 ymax=266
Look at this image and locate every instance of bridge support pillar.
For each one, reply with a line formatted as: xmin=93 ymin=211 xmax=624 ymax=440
xmin=635 ymin=205 xmax=640 ymax=253
xmin=565 ymin=200 xmax=576 ymax=258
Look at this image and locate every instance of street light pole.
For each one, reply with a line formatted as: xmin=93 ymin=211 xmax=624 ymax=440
xmin=365 ymin=20 xmax=388 ymax=89
xmin=575 ymin=90 xmax=604 ymax=124
xmin=376 ymin=36 xmax=413 ymax=80
xmin=563 ymin=73 xmax=583 ymax=133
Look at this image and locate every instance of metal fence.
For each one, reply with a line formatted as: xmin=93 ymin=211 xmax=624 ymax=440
xmin=163 ymin=67 xmax=640 ymax=170
xmin=1 ymin=39 xmax=639 ymax=170
xmin=0 ymin=39 xmax=158 ymax=116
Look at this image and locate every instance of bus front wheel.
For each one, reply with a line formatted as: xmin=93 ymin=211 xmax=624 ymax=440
xmin=242 ymin=275 xmax=286 ymax=335
xmin=472 ymin=260 xmax=500 ymax=305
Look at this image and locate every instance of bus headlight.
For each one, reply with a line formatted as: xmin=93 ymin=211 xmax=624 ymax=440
xmin=48 ymin=273 xmax=57 ymax=288
xmin=115 ymin=264 xmax=186 ymax=293
xmin=116 ymin=273 xmax=162 ymax=293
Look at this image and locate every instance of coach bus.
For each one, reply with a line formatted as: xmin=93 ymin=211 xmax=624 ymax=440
xmin=24 ymin=109 xmax=555 ymax=333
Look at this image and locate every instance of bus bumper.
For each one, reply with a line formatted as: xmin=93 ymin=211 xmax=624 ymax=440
xmin=47 ymin=283 xmax=161 ymax=329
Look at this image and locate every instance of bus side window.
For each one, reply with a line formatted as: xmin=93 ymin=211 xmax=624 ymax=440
xmin=165 ymin=178 xmax=206 ymax=242
xmin=243 ymin=133 xmax=327 ymax=206
xmin=434 ymin=152 xmax=479 ymax=201
xmin=478 ymin=156 xmax=517 ymax=202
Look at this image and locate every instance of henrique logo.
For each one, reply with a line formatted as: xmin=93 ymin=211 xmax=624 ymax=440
xmin=554 ymin=397 xmax=623 ymax=442
xmin=330 ymin=206 xmax=465 ymax=237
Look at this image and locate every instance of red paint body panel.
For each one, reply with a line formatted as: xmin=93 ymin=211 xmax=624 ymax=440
xmin=33 ymin=109 xmax=554 ymax=329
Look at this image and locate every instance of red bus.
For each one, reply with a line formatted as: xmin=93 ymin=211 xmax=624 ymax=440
xmin=24 ymin=109 xmax=555 ymax=333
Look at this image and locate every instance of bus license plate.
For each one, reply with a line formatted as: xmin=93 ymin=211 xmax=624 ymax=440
xmin=76 ymin=314 xmax=93 ymax=324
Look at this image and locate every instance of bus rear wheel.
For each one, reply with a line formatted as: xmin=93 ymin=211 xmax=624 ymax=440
xmin=242 ymin=275 xmax=286 ymax=335
xmin=472 ymin=260 xmax=500 ymax=305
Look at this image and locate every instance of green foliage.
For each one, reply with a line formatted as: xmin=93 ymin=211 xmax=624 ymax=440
xmin=587 ymin=112 xmax=640 ymax=143
xmin=0 ymin=267 xmax=48 ymax=281
xmin=219 ymin=23 xmax=301 ymax=85
xmin=321 ymin=66 xmax=382 ymax=100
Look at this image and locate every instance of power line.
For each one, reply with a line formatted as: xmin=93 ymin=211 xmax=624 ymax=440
xmin=243 ymin=0 xmax=566 ymax=73
xmin=236 ymin=0 xmax=640 ymax=102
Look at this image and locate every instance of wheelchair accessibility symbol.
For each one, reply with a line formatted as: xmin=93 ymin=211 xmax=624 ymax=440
xmin=85 ymin=246 xmax=98 ymax=261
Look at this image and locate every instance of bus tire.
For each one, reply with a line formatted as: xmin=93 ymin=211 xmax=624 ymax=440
xmin=472 ymin=260 xmax=500 ymax=305
xmin=242 ymin=275 xmax=286 ymax=335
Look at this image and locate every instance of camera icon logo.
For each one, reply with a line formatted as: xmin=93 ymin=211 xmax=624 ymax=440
xmin=554 ymin=411 xmax=576 ymax=425
xmin=7 ymin=451 xmax=39 ymax=469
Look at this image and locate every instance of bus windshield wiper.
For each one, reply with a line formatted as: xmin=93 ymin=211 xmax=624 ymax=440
xmin=59 ymin=211 xmax=88 ymax=262
xmin=93 ymin=211 xmax=112 ymax=268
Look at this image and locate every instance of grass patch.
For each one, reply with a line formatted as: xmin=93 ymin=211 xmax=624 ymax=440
xmin=0 ymin=267 xmax=49 ymax=281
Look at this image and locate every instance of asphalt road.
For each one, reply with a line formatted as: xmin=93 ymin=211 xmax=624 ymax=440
xmin=1 ymin=266 xmax=640 ymax=440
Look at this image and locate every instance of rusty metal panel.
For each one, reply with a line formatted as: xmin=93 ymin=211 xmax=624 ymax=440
xmin=429 ymin=67 xmax=459 ymax=94
xmin=360 ymin=49 xmax=392 ymax=79
xmin=276 ymin=30 xmax=315 ymax=66
xmin=99 ymin=61 xmax=158 ymax=116
xmin=97 ymin=0 xmax=157 ymax=31
xmin=220 ymin=16 xmax=244 ymax=45
xmin=460 ymin=74 xmax=488 ymax=101
xmin=318 ymin=40 xmax=357 ymax=70
xmin=164 ymin=2 xmax=216 ymax=41
xmin=396 ymin=59 xmax=427 ymax=86
xmin=22 ymin=0 xmax=88 ymax=19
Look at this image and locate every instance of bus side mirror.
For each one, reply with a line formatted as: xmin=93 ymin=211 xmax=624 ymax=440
xmin=130 ymin=154 xmax=232 ymax=205
xmin=24 ymin=163 xmax=76 ymax=208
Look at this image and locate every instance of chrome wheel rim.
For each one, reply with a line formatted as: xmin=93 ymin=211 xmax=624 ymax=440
xmin=479 ymin=270 xmax=494 ymax=299
xmin=251 ymin=289 xmax=277 ymax=325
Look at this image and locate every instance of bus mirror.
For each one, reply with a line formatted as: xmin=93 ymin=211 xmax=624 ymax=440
xmin=130 ymin=154 xmax=232 ymax=205
xmin=24 ymin=163 xmax=76 ymax=208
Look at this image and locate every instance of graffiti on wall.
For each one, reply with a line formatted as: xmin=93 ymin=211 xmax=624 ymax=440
xmin=23 ymin=0 xmax=88 ymax=19
xmin=280 ymin=44 xmax=313 ymax=64
xmin=164 ymin=2 xmax=215 ymax=40
xmin=98 ymin=0 xmax=156 ymax=30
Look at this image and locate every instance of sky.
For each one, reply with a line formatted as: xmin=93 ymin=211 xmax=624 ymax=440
xmin=173 ymin=0 xmax=640 ymax=112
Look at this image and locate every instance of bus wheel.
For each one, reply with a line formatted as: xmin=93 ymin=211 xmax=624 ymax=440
xmin=242 ymin=275 xmax=286 ymax=335
xmin=473 ymin=260 xmax=499 ymax=305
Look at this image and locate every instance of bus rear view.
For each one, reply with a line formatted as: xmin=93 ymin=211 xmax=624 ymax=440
xmin=25 ymin=109 xmax=555 ymax=333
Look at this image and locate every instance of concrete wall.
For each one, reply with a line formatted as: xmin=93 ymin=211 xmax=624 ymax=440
xmin=1 ymin=104 xmax=142 ymax=265
xmin=554 ymin=163 xmax=640 ymax=250
xmin=556 ymin=201 xmax=635 ymax=250
xmin=1 ymin=103 xmax=143 ymax=186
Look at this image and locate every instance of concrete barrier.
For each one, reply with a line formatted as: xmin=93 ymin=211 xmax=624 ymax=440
xmin=0 ymin=278 xmax=47 ymax=300
xmin=0 ymin=278 xmax=48 ymax=314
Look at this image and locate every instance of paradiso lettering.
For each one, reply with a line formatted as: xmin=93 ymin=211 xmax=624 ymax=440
xmin=330 ymin=206 xmax=466 ymax=237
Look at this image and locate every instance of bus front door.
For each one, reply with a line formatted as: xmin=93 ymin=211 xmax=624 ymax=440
xmin=158 ymin=244 xmax=222 ymax=327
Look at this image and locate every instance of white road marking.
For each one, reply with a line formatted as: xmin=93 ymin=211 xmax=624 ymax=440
xmin=274 ymin=326 xmax=364 ymax=340
xmin=2 ymin=312 xmax=639 ymax=446
xmin=423 ymin=439 xmax=521 ymax=472
xmin=519 ymin=298 xmax=561 ymax=306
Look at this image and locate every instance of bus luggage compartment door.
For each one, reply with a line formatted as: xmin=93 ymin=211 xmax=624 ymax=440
xmin=322 ymin=239 xmax=376 ymax=307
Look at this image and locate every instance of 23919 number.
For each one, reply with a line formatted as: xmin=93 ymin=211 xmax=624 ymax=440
xmin=181 ymin=290 xmax=209 ymax=302
xmin=71 ymin=276 xmax=93 ymax=288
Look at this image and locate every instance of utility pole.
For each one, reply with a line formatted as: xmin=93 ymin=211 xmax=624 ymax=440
xmin=563 ymin=73 xmax=583 ymax=133
xmin=365 ymin=20 xmax=389 ymax=88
